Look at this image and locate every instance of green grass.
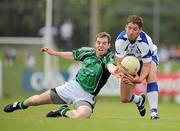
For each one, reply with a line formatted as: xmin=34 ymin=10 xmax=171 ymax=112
xmin=0 ymin=96 xmax=180 ymax=131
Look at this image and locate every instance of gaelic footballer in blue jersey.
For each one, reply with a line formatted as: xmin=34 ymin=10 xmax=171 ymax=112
xmin=115 ymin=15 xmax=160 ymax=120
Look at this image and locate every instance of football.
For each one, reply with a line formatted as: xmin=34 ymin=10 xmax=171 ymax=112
xmin=120 ymin=56 xmax=140 ymax=76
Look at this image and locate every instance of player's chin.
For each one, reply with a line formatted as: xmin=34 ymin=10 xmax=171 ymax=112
xmin=97 ymin=52 xmax=106 ymax=56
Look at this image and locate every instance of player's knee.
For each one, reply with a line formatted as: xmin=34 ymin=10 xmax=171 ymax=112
xmin=70 ymin=108 xmax=91 ymax=118
xmin=76 ymin=111 xmax=91 ymax=118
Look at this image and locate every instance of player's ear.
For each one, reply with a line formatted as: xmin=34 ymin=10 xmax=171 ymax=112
xmin=139 ymin=27 xmax=142 ymax=32
xmin=108 ymin=43 xmax=111 ymax=49
xmin=125 ymin=25 xmax=127 ymax=30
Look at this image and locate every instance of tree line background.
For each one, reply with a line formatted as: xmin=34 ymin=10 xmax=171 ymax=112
xmin=0 ymin=0 xmax=179 ymax=50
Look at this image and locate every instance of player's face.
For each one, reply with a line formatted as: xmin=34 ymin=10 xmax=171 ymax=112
xmin=95 ymin=37 xmax=110 ymax=57
xmin=125 ymin=22 xmax=142 ymax=41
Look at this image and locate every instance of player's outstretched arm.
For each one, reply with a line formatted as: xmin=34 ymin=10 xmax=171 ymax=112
xmin=107 ymin=64 xmax=123 ymax=78
xmin=41 ymin=47 xmax=74 ymax=60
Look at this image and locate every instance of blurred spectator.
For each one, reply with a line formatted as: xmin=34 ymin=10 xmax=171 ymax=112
xmin=59 ymin=19 xmax=74 ymax=50
xmin=25 ymin=52 xmax=36 ymax=68
xmin=170 ymin=46 xmax=180 ymax=60
xmin=4 ymin=48 xmax=16 ymax=66
xmin=39 ymin=26 xmax=58 ymax=44
xmin=158 ymin=44 xmax=171 ymax=72
xmin=159 ymin=44 xmax=170 ymax=63
xmin=158 ymin=44 xmax=180 ymax=103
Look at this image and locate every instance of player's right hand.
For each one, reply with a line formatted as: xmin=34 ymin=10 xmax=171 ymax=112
xmin=41 ymin=47 xmax=55 ymax=55
xmin=114 ymin=66 xmax=124 ymax=78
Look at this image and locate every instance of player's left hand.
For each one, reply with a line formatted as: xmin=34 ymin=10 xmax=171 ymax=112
xmin=125 ymin=74 xmax=142 ymax=84
xmin=121 ymin=75 xmax=134 ymax=86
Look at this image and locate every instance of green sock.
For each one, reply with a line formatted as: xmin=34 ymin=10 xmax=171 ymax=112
xmin=17 ymin=101 xmax=28 ymax=109
xmin=59 ymin=108 xmax=70 ymax=117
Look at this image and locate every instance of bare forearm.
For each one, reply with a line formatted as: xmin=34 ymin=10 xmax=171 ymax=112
xmin=41 ymin=47 xmax=74 ymax=60
xmin=52 ymin=51 xmax=73 ymax=60
xmin=107 ymin=64 xmax=117 ymax=74
xmin=115 ymin=56 xmax=122 ymax=67
xmin=140 ymin=63 xmax=150 ymax=81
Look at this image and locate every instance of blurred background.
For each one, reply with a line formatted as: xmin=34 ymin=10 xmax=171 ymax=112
xmin=0 ymin=0 xmax=180 ymax=103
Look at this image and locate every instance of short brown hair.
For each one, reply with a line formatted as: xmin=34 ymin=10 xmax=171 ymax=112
xmin=126 ymin=15 xmax=143 ymax=28
xmin=95 ymin=32 xmax=111 ymax=44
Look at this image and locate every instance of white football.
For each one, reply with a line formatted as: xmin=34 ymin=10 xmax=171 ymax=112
xmin=120 ymin=56 xmax=140 ymax=75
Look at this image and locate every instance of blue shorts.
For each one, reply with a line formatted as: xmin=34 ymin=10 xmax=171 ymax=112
xmin=138 ymin=54 xmax=159 ymax=75
xmin=152 ymin=54 xmax=159 ymax=65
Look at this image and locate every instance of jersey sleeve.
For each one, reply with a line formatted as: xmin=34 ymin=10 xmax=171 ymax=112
xmin=72 ymin=47 xmax=95 ymax=61
xmin=139 ymin=34 xmax=154 ymax=63
xmin=115 ymin=39 xmax=127 ymax=58
xmin=115 ymin=31 xmax=128 ymax=58
xmin=103 ymin=52 xmax=116 ymax=68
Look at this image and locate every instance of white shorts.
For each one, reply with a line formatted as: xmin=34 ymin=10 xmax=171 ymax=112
xmin=55 ymin=80 xmax=96 ymax=107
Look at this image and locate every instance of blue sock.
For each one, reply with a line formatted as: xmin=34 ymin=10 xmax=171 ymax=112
xmin=147 ymin=82 xmax=159 ymax=114
xmin=130 ymin=94 xmax=141 ymax=105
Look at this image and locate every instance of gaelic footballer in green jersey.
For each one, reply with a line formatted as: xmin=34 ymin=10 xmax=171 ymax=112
xmin=4 ymin=32 xmax=120 ymax=119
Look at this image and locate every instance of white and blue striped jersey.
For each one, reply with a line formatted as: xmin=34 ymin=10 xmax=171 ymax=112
xmin=115 ymin=31 xmax=158 ymax=64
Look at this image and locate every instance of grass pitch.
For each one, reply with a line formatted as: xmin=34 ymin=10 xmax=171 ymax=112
xmin=0 ymin=96 xmax=179 ymax=131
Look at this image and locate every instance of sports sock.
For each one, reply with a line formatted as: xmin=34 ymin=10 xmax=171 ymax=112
xmin=58 ymin=107 xmax=70 ymax=117
xmin=17 ymin=101 xmax=28 ymax=109
xmin=151 ymin=109 xmax=158 ymax=116
xmin=130 ymin=94 xmax=141 ymax=105
xmin=147 ymin=82 xmax=159 ymax=114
